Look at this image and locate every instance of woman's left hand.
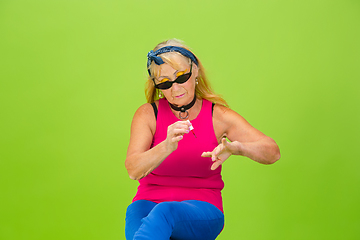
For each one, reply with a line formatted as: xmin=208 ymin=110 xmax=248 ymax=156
xmin=201 ymin=138 xmax=237 ymax=170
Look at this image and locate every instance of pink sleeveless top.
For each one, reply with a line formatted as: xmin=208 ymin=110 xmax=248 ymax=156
xmin=132 ymin=98 xmax=224 ymax=212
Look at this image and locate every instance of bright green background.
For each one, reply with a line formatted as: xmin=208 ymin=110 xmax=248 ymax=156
xmin=1 ymin=0 xmax=359 ymax=239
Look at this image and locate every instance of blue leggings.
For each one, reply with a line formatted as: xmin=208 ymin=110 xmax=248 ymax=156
xmin=125 ymin=200 xmax=224 ymax=240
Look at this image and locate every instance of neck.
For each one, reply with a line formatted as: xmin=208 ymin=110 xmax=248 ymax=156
xmin=168 ymin=94 xmax=197 ymax=119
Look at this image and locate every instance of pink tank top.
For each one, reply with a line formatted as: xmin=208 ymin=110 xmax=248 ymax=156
xmin=132 ymin=98 xmax=224 ymax=212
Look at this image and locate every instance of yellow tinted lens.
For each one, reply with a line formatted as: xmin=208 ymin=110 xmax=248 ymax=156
xmin=176 ymin=71 xmax=186 ymax=77
xmin=159 ymin=78 xmax=169 ymax=83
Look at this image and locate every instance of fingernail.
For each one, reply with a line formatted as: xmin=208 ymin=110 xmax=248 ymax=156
xmin=185 ymin=130 xmax=189 ymax=133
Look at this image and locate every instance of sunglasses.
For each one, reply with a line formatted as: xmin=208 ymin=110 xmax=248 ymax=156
xmin=153 ymin=63 xmax=193 ymax=90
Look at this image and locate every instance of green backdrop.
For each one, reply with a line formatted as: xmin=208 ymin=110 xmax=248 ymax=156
xmin=1 ymin=0 xmax=359 ymax=239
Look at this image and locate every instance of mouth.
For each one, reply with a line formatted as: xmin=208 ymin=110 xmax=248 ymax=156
xmin=174 ymin=93 xmax=185 ymax=98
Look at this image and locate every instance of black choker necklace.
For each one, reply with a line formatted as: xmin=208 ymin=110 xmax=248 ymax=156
xmin=169 ymin=94 xmax=197 ymax=119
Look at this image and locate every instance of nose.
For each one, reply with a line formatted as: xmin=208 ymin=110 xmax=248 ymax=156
xmin=171 ymin=82 xmax=181 ymax=91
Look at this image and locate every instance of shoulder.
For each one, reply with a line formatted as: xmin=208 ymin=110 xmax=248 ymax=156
xmin=134 ymin=100 xmax=159 ymax=116
xmin=132 ymin=101 xmax=158 ymax=135
xmin=213 ymin=103 xmax=236 ymax=123
xmin=212 ymin=103 xmax=253 ymax=137
xmin=134 ymin=102 xmax=154 ymax=118
xmin=213 ymin=103 xmax=266 ymax=142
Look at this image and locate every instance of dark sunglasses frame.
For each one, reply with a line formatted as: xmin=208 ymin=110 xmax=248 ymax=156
xmin=153 ymin=63 xmax=193 ymax=90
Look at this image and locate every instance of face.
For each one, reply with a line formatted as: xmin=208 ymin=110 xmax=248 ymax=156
xmin=154 ymin=54 xmax=198 ymax=106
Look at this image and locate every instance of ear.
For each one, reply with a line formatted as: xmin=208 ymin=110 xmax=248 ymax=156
xmin=192 ymin=62 xmax=199 ymax=77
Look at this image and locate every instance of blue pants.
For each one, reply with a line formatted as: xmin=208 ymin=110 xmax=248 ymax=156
xmin=125 ymin=200 xmax=224 ymax=240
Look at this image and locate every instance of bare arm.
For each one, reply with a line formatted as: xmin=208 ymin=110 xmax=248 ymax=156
xmin=202 ymin=105 xmax=280 ymax=169
xmin=125 ymin=103 xmax=191 ymax=180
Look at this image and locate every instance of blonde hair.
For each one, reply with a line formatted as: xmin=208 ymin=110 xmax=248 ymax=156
xmin=145 ymin=39 xmax=228 ymax=107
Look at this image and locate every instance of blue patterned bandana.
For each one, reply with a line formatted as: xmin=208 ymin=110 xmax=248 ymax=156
xmin=147 ymin=46 xmax=198 ymax=76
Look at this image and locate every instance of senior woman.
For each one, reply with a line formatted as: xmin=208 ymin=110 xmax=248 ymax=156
xmin=125 ymin=39 xmax=280 ymax=240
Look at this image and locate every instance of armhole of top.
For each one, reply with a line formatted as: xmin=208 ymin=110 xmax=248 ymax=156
xmin=212 ymin=102 xmax=215 ymax=116
xmin=151 ymin=102 xmax=158 ymax=120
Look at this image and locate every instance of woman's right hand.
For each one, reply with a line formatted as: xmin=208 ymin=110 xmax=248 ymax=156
xmin=164 ymin=120 xmax=191 ymax=152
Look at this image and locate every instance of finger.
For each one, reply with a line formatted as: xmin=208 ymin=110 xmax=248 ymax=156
xmin=182 ymin=120 xmax=192 ymax=126
xmin=172 ymin=135 xmax=183 ymax=143
xmin=176 ymin=120 xmax=191 ymax=127
xmin=177 ymin=122 xmax=192 ymax=131
xmin=172 ymin=128 xmax=189 ymax=135
xmin=169 ymin=122 xmax=190 ymax=132
xmin=212 ymin=147 xmax=222 ymax=161
xmin=211 ymin=151 xmax=218 ymax=161
xmin=221 ymin=138 xmax=230 ymax=150
xmin=211 ymin=151 xmax=215 ymax=161
xmin=211 ymin=160 xmax=222 ymax=170
xmin=201 ymin=151 xmax=212 ymax=157
xmin=212 ymin=155 xmax=223 ymax=162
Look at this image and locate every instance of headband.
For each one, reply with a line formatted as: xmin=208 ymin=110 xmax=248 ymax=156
xmin=147 ymin=46 xmax=198 ymax=76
